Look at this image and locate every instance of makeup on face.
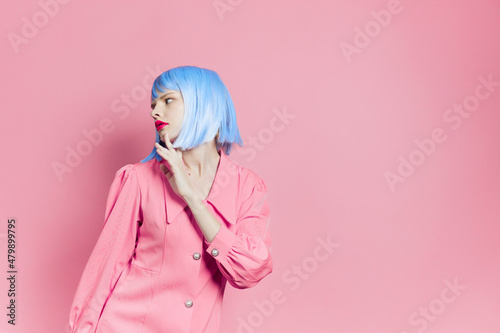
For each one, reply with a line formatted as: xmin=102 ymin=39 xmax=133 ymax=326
xmin=155 ymin=120 xmax=169 ymax=131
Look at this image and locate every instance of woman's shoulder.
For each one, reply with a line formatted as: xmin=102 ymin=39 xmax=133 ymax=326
xmin=112 ymin=159 xmax=157 ymax=184
xmin=239 ymin=166 xmax=265 ymax=185
xmin=232 ymin=163 xmax=269 ymax=218
xmin=129 ymin=158 xmax=155 ymax=172
xmin=234 ymin=163 xmax=268 ymax=201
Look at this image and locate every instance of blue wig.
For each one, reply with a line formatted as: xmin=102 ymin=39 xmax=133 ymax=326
xmin=140 ymin=66 xmax=243 ymax=163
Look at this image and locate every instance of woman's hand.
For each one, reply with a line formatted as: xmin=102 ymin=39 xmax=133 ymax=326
xmin=155 ymin=133 xmax=195 ymax=200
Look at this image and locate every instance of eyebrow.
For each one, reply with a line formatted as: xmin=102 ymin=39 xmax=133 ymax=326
xmin=151 ymin=91 xmax=176 ymax=108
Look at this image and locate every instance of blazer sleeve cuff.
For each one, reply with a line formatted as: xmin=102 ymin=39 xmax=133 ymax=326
xmin=204 ymin=222 xmax=237 ymax=261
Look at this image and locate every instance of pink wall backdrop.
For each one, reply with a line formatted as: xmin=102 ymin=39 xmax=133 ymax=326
xmin=1 ymin=0 xmax=499 ymax=332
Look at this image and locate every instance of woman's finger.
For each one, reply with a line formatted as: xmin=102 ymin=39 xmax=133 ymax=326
xmin=155 ymin=142 xmax=173 ymax=172
xmin=162 ymin=133 xmax=185 ymax=167
xmin=155 ymin=142 xmax=169 ymax=159
xmin=159 ymin=164 xmax=167 ymax=174
xmin=160 ymin=163 xmax=172 ymax=176
xmin=164 ymin=133 xmax=174 ymax=151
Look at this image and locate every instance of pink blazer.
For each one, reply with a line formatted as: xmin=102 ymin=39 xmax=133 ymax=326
xmin=69 ymin=149 xmax=273 ymax=332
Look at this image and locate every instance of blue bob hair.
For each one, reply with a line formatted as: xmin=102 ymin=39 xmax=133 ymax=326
xmin=140 ymin=65 xmax=244 ymax=163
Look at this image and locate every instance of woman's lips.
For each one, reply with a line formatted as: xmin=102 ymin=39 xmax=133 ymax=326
xmin=155 ymin=121 xmax=169 ymax=131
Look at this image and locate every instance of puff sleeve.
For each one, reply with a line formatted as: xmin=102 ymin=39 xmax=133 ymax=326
xmin=69 ymin=164 xmax=142 ymax=333
xmin=204 ymin=177 xmax=273 ymax=289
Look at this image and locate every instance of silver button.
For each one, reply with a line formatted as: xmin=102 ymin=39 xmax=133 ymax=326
xmin=193 ymin=252 xmax=201 ymax=260
xmin=211 ymin=248 xmax=219 ymax=257
xmin=185 ymin=299 xmax=193 ymax=308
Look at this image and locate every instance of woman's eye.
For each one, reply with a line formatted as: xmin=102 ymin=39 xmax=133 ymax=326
xmin=165 ymin=98 xmax=173 ymax=104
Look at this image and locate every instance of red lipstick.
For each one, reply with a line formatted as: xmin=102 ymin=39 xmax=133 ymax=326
xmin=155 ymin=120 xmax=169 ymax=131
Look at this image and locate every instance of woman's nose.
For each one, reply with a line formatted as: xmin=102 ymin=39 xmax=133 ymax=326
xmin=151 ymin=106 xmax=162 ymax=118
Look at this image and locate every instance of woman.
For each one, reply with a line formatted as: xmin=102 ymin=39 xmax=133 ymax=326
xmin=69 ymin=65 xmax=274 ymax=332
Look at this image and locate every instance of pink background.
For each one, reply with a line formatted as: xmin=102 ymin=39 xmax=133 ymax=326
xmin=1 ymin=0 xmax=499 ymax=332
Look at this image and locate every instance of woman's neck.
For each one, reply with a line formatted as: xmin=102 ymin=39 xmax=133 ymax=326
xmin=181 ymin=141 xmax=220 ymax=178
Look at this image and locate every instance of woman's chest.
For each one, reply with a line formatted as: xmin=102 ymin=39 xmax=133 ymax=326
xmin=133 ymin=203 xmax=207 ymax=272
